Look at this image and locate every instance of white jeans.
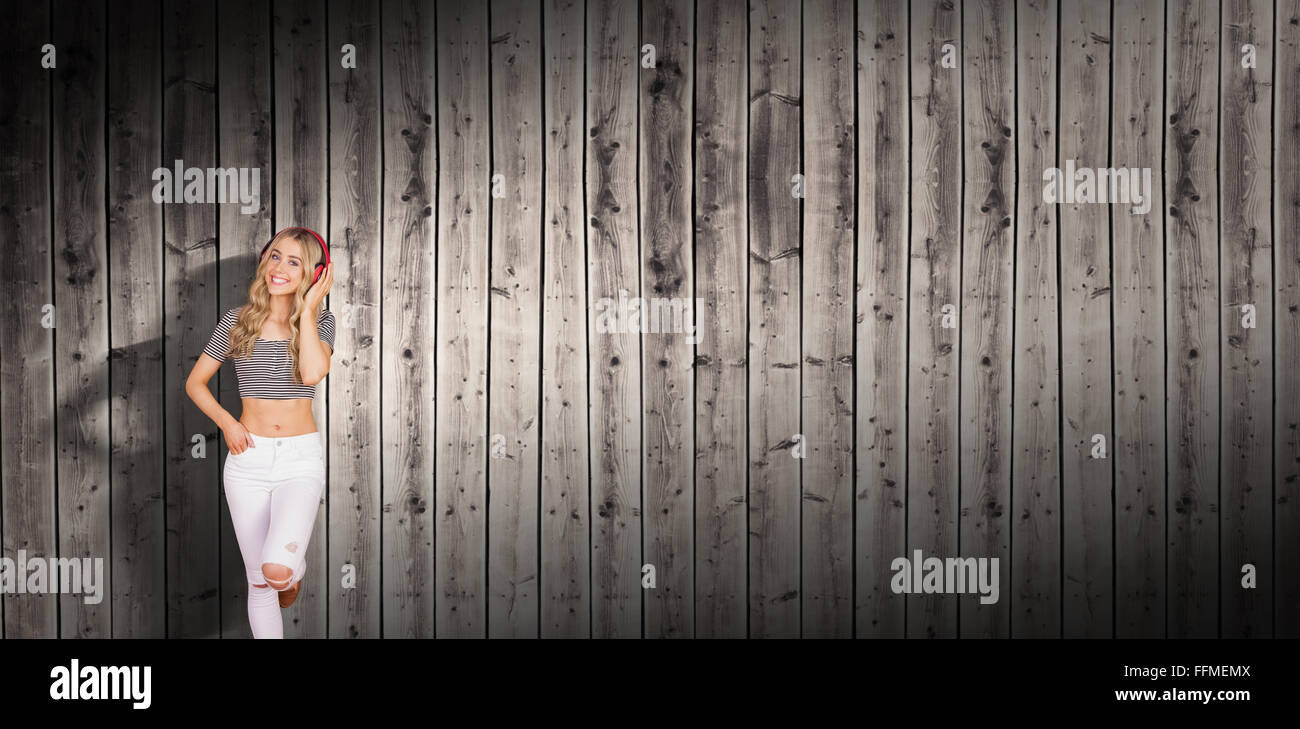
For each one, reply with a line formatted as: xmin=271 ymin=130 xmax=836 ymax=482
xmin=223 ymin=430 xmax=325 ymax=638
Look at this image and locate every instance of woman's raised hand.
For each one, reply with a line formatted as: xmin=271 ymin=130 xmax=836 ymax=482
xmin=302 ymin=262 xmax=334 ymax=313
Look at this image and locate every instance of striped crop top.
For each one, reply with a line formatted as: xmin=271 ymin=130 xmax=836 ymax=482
xmin=202 ymin=306 xmax=336 ymax=400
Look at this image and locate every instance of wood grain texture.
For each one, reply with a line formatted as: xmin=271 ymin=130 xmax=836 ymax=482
xmin=802 ymin=0 xmax=854 ymax=638
xmin=380 ymin=0 xmax=437 ymax=639
xmin=327 ymin=0 xmax=382 ymax=639
xmin=217 ymin=0 xmax=273 ymax=641
xmin=52 ymin=0 xmax=109 ymax=639
xmin=694 ymin=0 xmax=747 ymax=639
xmin=908 ymin=0 xmax=961 ymax=639
xmin=1058 ymin=0 xmax=1112 ymax=638
xmin=959 ymin=0 xmax=1013 ymax=639
xmin=640 ymin=0 xmax=694 ymax=638
xmin=108 ymin=0 xmax=165 ymax=639
xmin=586 ymin=0 xmax=641 ymax=638
xmin=855 ymin=0 xmax=908 ymax=640
xmin=748 ymin=0 xmax=801 ymax=638
xmin=541 ymin=0 xmax=589 ymax=638
xmin=436 ymin=0 xmax=491 ymax=637
xmin=1012 ymin=0 xmax=1059 ymax=638
xmin=0 ymin=0 xmax=57 ymax=638
xmin=273 ymin=0 xmax=329 ymax=638
xmin=1277 ymin=0 xmax=1300 ymax=640
xmin=1112 ymin=0 xmax=1165 ymax=639
xmin=0 ymin=0 xmax=1292 ymax=640
xmin=1219 ymin=0 xmax=1272 ymax=639
xmin=163 ymin=0 xmax=219 ymax=639
xmin=1165 ymin=0 xmax=1220 ymax=638
xmin=489 ymin=0 xmax=543 ymax=638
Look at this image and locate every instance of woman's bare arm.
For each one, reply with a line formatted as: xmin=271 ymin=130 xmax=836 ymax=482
xmin=297 ymin=314 xmax=331 ymax=385
xmin=186 ymin=353 xmax=239 ymax=431
xmin=297 ymin=263 xmax=334 ymax=385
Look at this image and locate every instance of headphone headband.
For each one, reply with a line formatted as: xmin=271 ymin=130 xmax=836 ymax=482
xmin=259 ymin=226 xmax=330 ymax=284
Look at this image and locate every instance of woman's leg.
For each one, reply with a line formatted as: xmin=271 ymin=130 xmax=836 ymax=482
xmin=245 ymin=584 xmax=282 ymax=638
xmin=259 ymin=470 xmax=325 ymax=592
xmin=223 ymin=466 xmax=283 ymax=639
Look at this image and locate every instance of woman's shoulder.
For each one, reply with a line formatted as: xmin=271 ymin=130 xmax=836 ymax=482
xmin=317 ymin=308 xmax=335 ymax=323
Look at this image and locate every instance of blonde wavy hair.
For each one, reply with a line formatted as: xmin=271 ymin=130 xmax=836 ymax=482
xmin=225 ymin=228 xmax=325 ymax=385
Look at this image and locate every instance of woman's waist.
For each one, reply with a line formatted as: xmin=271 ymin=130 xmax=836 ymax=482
xmin=225 ymin=429 xmax=325 ymax=470
xmin=239 ymin=398 xmax=318 ymax=437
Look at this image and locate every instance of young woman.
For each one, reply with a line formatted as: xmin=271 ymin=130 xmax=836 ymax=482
xmin=184 ymin=227 xmax=336 ymax=639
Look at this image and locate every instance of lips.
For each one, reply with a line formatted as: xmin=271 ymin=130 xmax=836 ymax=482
xmin=270 ymin=274 xmax=290 ymax=286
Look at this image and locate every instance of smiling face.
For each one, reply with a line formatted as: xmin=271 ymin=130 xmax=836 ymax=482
xmin=264 ymin=236 xmax=307 ymax=294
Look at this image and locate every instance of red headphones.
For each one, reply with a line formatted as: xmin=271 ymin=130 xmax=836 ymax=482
xmin=259 ymin=226 xmax=331 ymax=284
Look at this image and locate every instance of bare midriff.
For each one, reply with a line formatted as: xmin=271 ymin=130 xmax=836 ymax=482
xmin=239 ymin=397 xmax=318 ymax=437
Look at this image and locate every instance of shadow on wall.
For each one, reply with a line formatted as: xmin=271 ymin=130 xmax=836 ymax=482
xmin=8 ymin=252 xmax=264 ymax=638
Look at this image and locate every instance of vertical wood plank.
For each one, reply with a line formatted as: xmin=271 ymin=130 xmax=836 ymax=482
xmin=1059 ymin=0 xmax=1112 ymax=638
xmin=436 ymin=0 xmax=490 ymax=636
xmin=273 ymin=0 xmax=328 ymax=638
xmin=488 ymin=0 xmax=543 ymax=638
xmin=217 ymin=0 xmax=272 ymax=639
xmin=960 ymin=0 xmax=1013 ymax=639
xmin=802 ymin=0 xmax=854 ymax=638
xmin=695 ymin=0 xmax=747 ymax=638
xmin=586 ymin=0 xmax=641 ymax=638
xmin=327 ymin=0 xmax=382 ymax=639
xmin=163 ymin=0 xmax=219 ymax=639
xmin=0 ymin=0 xmax=56 ymax=638
xmin=541 ymin=0 xmax=590 ymax=638
xmin=855 ymin=0 xmax=909 ymax=639
xmin=380 ymin=0 xmax=437 ymax=639
xmin=107 ymin=0 xmax=165 ymax=639
xmin=641 ymin=0 xmax=694 ymax=639
xmin=1276 ymin=0 xmax=1300 ymax=639
xmin=748 ymin=0 xmax=801 ymax=638
xmin=1219 ymin=0 xmax=1272 ymax=638
xmin=1165 ymin=0 xmax=1220 ymax=638
xmin=908 ymin=0 xmax=962 ymax=639
xmin=1112 ymin=0 xmax=1166 ymax=638
xmin=52 ymin=0 xmax=110 ymax=638
xmin=1012 ymin=0 xmax=1059 ymax=638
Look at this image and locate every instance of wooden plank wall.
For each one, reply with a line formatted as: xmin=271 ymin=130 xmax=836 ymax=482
xmin=0 ymin=0 xmax=1295 ymax=638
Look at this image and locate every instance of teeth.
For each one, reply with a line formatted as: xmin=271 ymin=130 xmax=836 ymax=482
xmin=271 ymin=276 xmax=288 ymax=284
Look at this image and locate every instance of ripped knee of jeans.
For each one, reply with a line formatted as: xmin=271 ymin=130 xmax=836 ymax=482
xmin=261 ymin=562 xmax=294 ymax=590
